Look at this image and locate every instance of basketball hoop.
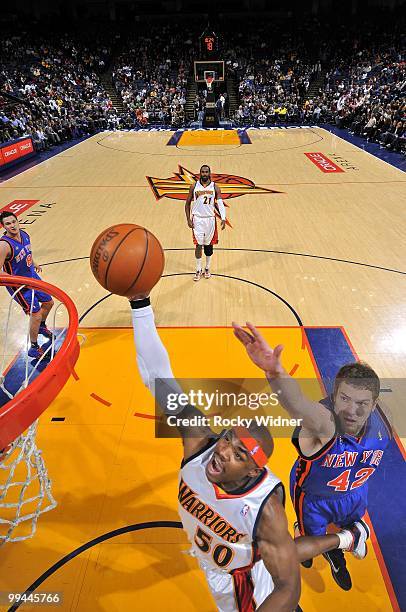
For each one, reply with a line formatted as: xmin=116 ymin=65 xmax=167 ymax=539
xmin=204 ymin=71 xmax=215 ymax=92
xmin=0 ymin=274 xmax=79 ymax=545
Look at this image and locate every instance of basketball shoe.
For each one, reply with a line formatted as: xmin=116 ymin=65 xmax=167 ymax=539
xmin=204 ymin=268 xmax=211 ymax=279
xmin=323 ymin=549 xmax=352 ymax=590
xmin=39 ymin=323 xmax=54 ymax=339
xmin=194 ymin=270 xmax=202 ymax=282
xmin=346 ymin=520 xmax=370 ymax=559
xmin=28 ymin=344 xmax=47 ymax=359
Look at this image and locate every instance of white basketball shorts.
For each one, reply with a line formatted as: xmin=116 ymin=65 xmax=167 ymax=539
xmin=201 ymin=560 xmax=274 ymax=611
xmin=192 ymin=216 xmax=218 ymax=246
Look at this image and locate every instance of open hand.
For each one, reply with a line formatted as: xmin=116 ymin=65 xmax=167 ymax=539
xmin=232 ymin=321 xmax=285 ymax=377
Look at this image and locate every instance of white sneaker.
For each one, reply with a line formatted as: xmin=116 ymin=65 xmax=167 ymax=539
xmin=193 ymin=270 xmax=202 ymax=282
xmin=348 ymin=520 xmax=370 ymax=559
xmin=204 ymin=268 xmax=211 ymax=279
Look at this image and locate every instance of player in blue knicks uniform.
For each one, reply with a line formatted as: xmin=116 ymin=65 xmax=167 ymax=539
xmin=233 ymin=322 xmax=392 ymax=592
xmin=0 ymin=211 xmax=54 ymax=359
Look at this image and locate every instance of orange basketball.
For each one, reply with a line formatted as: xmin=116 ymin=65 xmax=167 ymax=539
xmin=90 ymin=224 xmax=164 ymax=298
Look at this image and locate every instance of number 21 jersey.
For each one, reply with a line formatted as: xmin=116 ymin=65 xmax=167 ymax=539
xmin=192 ymin=181 xmax=216 ymax=218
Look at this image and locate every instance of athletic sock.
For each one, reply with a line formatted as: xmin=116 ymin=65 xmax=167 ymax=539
xmin=337 ymin=530 xmax=354 ymax=551
xmin=205 ymin=256 xmax=211 ymax=269
xmin=196 ymin=258 xmax=202 ymax=272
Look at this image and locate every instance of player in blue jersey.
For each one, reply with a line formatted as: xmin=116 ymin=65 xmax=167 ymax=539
xmin=233 ymin=322 xmax=392 ymax=592
xmin=0 ymin=211 xmax=54 ymax=359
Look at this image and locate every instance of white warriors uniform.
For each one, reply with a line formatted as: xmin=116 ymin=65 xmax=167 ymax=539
xmin=178 ymin=439 xmax=283 ymax=612
xmin=192 ymin=180 xmax=224 ymax=246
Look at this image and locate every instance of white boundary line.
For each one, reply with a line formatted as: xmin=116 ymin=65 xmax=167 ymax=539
xmin=317 ymin=127 xmax=405 ymax=174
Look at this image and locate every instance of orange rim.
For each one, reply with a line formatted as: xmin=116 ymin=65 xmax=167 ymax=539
xmin=0 ymin=274 xmax=79 ymax=449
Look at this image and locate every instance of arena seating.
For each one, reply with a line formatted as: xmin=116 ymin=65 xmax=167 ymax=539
xmin=0 ymin=18 xmax=403 ymax=154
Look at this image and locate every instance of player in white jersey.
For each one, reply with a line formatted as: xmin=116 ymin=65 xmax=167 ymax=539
xmin=129 ymin=296 xmax=370 ymax=612
xmin=185 ymin=165 xmax=226 ymax=281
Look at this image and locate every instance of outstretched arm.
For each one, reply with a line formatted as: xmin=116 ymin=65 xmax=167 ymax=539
xmin=232 ymin=322 xmax=334 ymax=440
xmin=130 ymin=298 xmax=214 ymax=459
xmin=256 ymin=492 xmax=300 ymax=611
xmin=295 ymin=532 xmax=343 ymax=562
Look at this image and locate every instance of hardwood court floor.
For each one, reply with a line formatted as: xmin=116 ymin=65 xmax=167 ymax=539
xmin=0 ymin=127 xmax=404 ymax=371
xmin=0 ymin=128 xmax=405 ymax=611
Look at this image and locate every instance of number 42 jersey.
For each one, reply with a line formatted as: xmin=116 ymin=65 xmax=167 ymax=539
xmin=178 ymin=439 xmax=282 ymax=572
xmin=291 ymin=398 xmax=392 ymax=498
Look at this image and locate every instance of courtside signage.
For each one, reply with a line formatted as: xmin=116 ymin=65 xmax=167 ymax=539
xmin=0 ymin=200 xmax=40 ymax=216
xmin=0 ymin=138 xmax=34 ymax=167
xmin=304 ymin=152 xmax=344 ymax=173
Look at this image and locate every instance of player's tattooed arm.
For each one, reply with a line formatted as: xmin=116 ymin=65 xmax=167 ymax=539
xmin=255 ymin=491 xmax=301 ymax=611
xmin=0 ymin=241 xmax=11 ymax=273
xmin=185 ymin=184 xmax=195 ymax=228
xmin=232 ymin=322 xmax=335 ymax=440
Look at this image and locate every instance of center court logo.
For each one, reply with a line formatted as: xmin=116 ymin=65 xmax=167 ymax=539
xmin=146 ymin=165 xmax=282 ymax=202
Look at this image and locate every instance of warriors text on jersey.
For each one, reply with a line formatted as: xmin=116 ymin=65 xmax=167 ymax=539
xmin=291 ymin=397 xmax=392 ymax=500
xmin=1 ymin=229 xmax=35 ymax=277
xmin=178 ymin=438 xmax=282 ymax=572
xmin=192 ymin=181 xmax=216 ymax=218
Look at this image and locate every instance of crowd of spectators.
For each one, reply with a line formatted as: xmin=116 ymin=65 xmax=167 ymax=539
xmin=0 ymin=32 xmax=118 ymax=150
xmin=0 ymin=16 xmax=404 ymax=156
xmin=325 ymin=43 xmax=404 ymax=153
xmin=231 ymin=18 xmax=404 ymax=154
xmin=112 ymin=26 xmax=197 ymax=127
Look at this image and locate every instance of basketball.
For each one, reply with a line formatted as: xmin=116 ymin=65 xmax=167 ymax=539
xmin=90 ymin=224 xmax=164 ymax=298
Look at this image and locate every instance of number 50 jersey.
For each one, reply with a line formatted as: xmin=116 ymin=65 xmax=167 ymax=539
xmin=178 ymin=439 xmax=282 ymax=572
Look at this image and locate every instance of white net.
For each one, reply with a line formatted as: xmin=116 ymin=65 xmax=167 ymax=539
xmin=0 ymin=283 xmax=69 ymax=546
xmin=0 ymin=421 xmax=56 ymax=546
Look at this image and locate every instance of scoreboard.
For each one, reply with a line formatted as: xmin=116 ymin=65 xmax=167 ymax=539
xmin=199 ymin=27 xmax=219 ymax=59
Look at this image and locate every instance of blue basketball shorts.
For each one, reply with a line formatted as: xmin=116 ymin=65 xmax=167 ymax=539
xmin=6 ymin=277 xmax=52 ymax=315
xmin=290 ymin=473 xmax=368 ymax=536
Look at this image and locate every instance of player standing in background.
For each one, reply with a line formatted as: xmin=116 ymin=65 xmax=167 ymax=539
xmin=129 ymin=296 xmax=370 ymax=611
xmin=233 ymin=321 xmax=392 ymax=592
xmin=0 ymin=211 xmax=54 ymax=359
xmin=185 ymin=165 xmax=226 ymax=281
